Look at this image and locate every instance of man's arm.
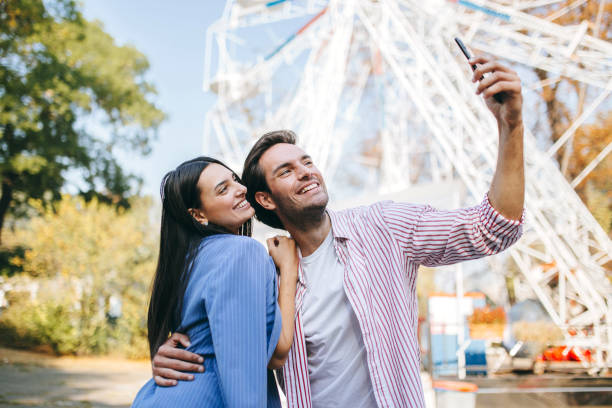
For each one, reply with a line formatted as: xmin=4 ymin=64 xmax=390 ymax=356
xmin=152 ymin=333 xmax=204 ymax=386
xmin=380 ymin=56 xmax=524 ymax=267
xmin=471 ymin=55 xmax=524 ymax=220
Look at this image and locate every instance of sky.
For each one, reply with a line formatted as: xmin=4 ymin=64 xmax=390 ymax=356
xmin=76 ymin=1 xmax=586 ymax=301
xmin=80 ymin=1 xmax=610 ymax=201
xmin=79 ymin=0 xmax=543 ymax=202
xmin=81 ymin=0 xmax=226 ymax=197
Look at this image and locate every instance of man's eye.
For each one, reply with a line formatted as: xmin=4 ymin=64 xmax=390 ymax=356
xmin=219 ymin=186 xmax=227 ymax=194
xmin=280 ymin=169 xmax=290 ymax=176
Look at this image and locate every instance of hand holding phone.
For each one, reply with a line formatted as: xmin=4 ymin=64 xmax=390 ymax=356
xmin=454 ymin=37 xmax=504 ymax=103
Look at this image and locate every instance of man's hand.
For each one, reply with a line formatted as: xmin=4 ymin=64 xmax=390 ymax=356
xmin=152 ymin=333 xmax=205 ymax=386
xmin=471 ymin=55 xmax=523 ymax=129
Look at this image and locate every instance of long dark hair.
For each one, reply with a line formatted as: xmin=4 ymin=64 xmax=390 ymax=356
xmin=147 ymin=156 xmax=252 ymax=358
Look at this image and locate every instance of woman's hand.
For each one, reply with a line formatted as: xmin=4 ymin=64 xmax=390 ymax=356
xmin=266 ymin=235 xmax=299 ymax=369
xmin=267 ymin=235 xmax=299 ymax=281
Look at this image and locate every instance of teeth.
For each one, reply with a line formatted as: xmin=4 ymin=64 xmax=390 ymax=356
xmin=236 ymin=200 xmax=248 ymax=209
xmin=300 ymin=184 xmax=318 ymax=194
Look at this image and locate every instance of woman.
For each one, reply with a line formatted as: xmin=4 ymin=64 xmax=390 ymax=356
xmin=132 ymin=157 xmax=298 ymax=407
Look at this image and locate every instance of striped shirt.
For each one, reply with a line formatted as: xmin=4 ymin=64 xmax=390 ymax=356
xmin=280 ymin=195 xmax=523 ymax=407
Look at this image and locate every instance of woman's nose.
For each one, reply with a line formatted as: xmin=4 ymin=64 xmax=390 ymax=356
xmin=235 ymin=183 xmax=247 ymax=196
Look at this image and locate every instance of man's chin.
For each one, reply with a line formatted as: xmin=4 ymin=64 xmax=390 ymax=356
xmin=278 ymin=197 xmax=327 ymax=223
xmin=304 ymin=193 xmax=329 ymax=211
xmin=274 ymin=190 xmax=329 ymax=226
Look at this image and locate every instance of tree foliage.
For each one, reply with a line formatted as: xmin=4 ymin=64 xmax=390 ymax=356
xmin=571 ymin=112 xmax=612 ymax=232
xmin=527 ymin=1 xmax=611 ymax=233
xmin=0 ymin=0 xmax=165 ymax=241
xmin=0 ymin=195 xmax=158 ymax=357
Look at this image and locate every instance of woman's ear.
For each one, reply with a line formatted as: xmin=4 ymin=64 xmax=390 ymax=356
xmin=188 ymin=208 xmax=209 ymax=226
xmin=254 ymin=191 xmax=276 ymax=211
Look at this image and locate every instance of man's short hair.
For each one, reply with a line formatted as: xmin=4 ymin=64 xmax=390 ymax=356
xmin=242 ymin=130 xmax=297 ymax=230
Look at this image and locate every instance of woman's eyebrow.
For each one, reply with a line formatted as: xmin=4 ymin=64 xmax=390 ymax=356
xmin=214 ymin=178 xmax=230 ymax=190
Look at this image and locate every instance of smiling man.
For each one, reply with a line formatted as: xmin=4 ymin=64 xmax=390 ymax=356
xmin=151 ymin=56 xmax=525 ymax=407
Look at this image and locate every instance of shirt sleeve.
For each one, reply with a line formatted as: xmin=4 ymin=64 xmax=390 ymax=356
xmin=381 ymin=194 xmax=524 ymax=267
xmin=204 ymin=238 xmax=278 ymax=407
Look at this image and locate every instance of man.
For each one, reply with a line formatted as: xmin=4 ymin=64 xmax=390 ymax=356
xmin=151 ymin=55 xmax=524 ymax=407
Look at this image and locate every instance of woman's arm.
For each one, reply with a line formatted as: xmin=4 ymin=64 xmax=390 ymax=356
xmin=266 ymin=236 xmax=299 ymax=369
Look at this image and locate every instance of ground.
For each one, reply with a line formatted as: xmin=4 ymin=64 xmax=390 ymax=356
xmin=0 ymin=347 xmax=150 ymax=407
xmin=1 ymin=347 xmax=611 ymax=407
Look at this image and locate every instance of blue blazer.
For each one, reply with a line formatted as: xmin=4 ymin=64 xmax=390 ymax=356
xmin=132 ymin=234 xmax=282 ymax=407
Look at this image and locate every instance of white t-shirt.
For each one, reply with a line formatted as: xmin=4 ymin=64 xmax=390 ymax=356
xmin=301 ymin=230 xmax=378 ymax=408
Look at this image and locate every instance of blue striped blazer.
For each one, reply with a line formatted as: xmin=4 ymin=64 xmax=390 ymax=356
xmin=132 ymin=234 xmax=282 ymax=407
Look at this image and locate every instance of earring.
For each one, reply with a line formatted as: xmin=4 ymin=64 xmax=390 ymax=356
xmin=203 ymin=220 xmax=208 ymax=226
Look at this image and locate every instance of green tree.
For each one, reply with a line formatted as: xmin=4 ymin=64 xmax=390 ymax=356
xmin=1 ymin=195 xmax=157 ymax=357
xmin=0 ymin=0 xmax=165 ymax=242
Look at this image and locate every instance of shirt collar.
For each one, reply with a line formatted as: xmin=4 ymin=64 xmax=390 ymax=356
xmin=327 ymin=208 xmax=350 ymax=240
xmin=296 ymin=209 xmax=347 ymax=288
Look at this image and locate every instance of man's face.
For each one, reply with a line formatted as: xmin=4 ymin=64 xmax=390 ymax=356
xmin=258 ymin=143 xmax=329 ymax=223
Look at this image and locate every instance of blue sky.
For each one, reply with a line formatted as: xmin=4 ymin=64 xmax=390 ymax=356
xmin=80 ymin=1 xmax=609 ymax=200
xmin=82 ymin=0 xmax=226 ymax=197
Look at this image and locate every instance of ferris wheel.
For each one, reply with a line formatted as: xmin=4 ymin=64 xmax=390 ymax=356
xmin=202 ymin=0 xmax=612 ymax=372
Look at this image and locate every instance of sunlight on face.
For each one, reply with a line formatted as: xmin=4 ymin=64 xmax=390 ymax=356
xmin=196 ymin=163 xmax=254 ymax=233
xmin=259 ymin=143 xmax=329 ymax=220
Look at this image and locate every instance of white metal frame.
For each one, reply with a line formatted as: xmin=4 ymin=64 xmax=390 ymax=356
xmin=203 ymin=0 xmax=612 ymax=371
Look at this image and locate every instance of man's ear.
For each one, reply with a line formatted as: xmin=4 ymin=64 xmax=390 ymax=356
xmin=254 ymin=191 xmax=277 ymax=211
xmin=188 ymin=208 xmax=209 ymax=226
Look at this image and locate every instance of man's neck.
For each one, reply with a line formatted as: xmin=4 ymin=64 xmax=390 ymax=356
xmin=285 ymin=212 xmax=331 ymax=258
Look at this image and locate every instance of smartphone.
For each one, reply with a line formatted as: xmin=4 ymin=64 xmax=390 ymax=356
xmin=454 ymin=37 xmax=504 ymax=103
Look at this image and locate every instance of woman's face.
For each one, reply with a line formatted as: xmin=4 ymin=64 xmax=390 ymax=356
xmin=192 ymin=163 xmax=254 ymax=233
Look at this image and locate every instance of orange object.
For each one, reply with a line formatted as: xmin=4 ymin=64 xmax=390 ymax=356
xmin=540 ymin=346 xmax=593 ymax=362
xmin=468 ymin=306 xmax=506 ymax=325
xmin=542 ymin=346 xmax=565 ymax=361
xmin=469 ymin=323 xmax=505 ymax=340
xmin=433 ymin=381 xmax=478 ymax=393
xmin=567 ymin=346 xmax=592 ymax=362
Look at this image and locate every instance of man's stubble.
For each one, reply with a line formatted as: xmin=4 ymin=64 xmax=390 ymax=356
xmin=272 ymin=190 xmax=329 ymax=232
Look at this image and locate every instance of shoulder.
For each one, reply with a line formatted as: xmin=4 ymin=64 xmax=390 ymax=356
xmin=331 ymin=201 xmax=393 ymax=217
xmin=199 ymin=235 xmax=273 ymax=280
xmin=329 ymin=201 xmax=392 ymax=226
xmin=379 ymin=200 xmax=432 ymax=217
xmin=330 ymin=201 xmax=431 ymax=237
xmin=201 ymin=234 xmax=268 ymax=257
